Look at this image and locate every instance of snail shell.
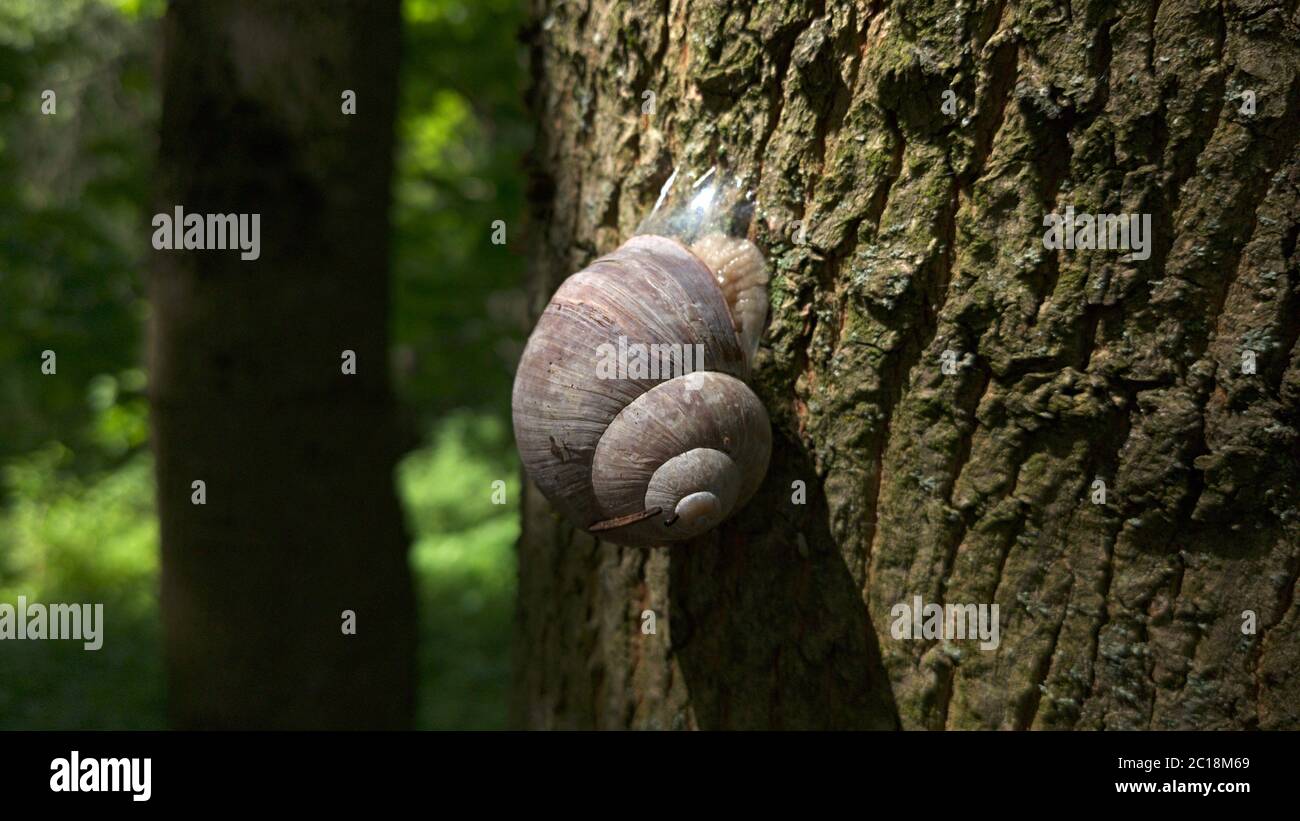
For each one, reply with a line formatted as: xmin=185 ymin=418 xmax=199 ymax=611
xmin=512 ymin=233 xmax=771 ymax=545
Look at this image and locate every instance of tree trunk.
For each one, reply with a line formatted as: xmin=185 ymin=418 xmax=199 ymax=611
xmin=514 ymin=0 xmax=1300 ymax=729
xmin=150 ymin=0 xmax=415 ymax=729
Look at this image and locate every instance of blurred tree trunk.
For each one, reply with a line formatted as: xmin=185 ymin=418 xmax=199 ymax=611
xmin=149 ymin=0 xmax=415 ymax=729
xmin=514 ymin=0 xmax=1300 ymax=729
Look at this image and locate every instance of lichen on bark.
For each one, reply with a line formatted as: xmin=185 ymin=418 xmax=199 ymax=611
xmin=515 ymin=0 xmax=1300 ymax=730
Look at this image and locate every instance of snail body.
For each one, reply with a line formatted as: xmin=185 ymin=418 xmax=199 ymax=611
xmin=512 ymin=232 xmax=771 ymax=545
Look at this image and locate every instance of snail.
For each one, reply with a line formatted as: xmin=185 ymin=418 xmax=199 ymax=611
xmin=511 ymin=169 xmax=772 ymax=545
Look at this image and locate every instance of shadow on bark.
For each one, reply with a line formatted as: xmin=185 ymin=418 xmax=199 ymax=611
xmin=669 ymin=429 xmax=899 ymax=730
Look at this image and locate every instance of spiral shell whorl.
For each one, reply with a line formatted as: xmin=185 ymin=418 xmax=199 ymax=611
xmin=591 ymin=371 xmax=769 ymax=545
xmin=511 ymin=234 xmax=771 ymax=545
xmin=646 ymin=449 xmax=740 ymax=536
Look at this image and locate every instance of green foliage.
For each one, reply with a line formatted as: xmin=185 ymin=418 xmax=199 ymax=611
xmin=0 ymin=0 xmax=162 ymax=724
xmin=392 ymin=0 xmax=529 ymax=727
xmin=0 ymin=405 xmax=519 ymax=729
xmin=0 ymin=0 xmax=156 ymax=471
xmin=399 ymin=411 xmax=519 ymax=729
xmin=0 ymin=0 xmax=529 ymax=730
xmin=393 ymin=0 xmax=530 ymax=438
xmin=0 ymin=446 xmax=163 ymax=729
xmin=0 ymin=375 xmax=159 ymax=729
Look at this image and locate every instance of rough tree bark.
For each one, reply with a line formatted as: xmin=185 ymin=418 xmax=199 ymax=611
xmin=150 ymin=0 xmax=416 ymax=728
xmin=514 ymin=0 xmax=1300 ymax=729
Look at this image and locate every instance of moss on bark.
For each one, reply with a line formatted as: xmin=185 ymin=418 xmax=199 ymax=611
xmin=515 ymin=0 xmax=1300 ymax=730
